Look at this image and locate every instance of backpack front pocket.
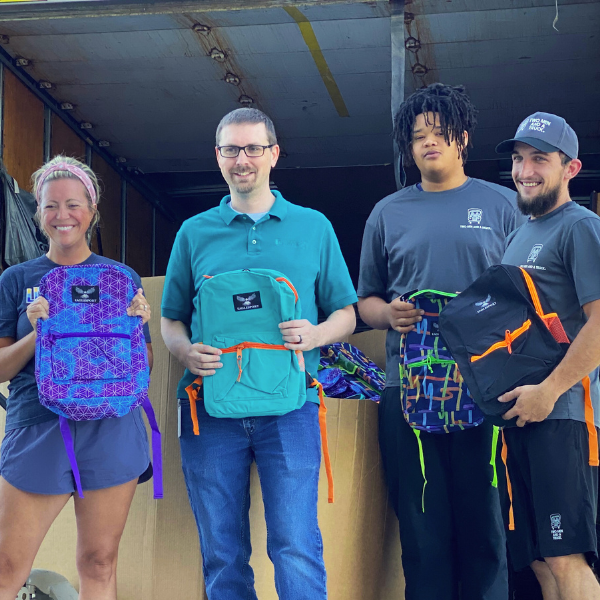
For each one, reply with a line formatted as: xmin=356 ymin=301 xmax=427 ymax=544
xmin=209 ymin=334 xmax=293 ymax=403
xmin=49 ymin=332 xmax=132 ymax=383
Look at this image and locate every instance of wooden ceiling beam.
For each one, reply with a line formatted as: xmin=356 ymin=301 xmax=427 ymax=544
xmin=0 ymin=0 xmax=387 ymax=22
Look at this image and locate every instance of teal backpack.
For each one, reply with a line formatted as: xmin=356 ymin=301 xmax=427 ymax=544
xmin=185 ymin=268 xmax=334 ymax=501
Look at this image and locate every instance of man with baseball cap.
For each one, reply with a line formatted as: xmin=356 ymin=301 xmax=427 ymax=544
xmin=497 ymin=112 xmax=600 ymax=600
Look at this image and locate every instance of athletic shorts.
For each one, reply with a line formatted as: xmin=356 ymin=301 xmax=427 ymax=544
xmin=501 ymin=419 xmax=598 ymax=571
xmin=0 ymin=408 xmax=152 ymax=495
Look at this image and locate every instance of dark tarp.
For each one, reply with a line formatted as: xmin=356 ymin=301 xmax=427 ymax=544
xmin=0 ymin=163 xmax=47 ymax=272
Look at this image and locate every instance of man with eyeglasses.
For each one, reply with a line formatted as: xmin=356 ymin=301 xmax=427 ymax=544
xmin=161 ymin=108 xmax=357 ymax=599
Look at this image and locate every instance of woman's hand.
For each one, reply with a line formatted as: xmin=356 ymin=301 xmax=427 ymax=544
xmin=26 ymin=296 xmax=50 ymax=332
xmin=127 ymin=288 xmax=151 ymax=325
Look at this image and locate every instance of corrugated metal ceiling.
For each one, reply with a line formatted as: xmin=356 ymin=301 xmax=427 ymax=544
xmin=0 ymin=0 xmax=598 ymax=172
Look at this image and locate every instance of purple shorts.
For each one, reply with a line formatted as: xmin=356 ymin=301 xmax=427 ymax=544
xmin=0 ymin=408 xmax=152 ymax=495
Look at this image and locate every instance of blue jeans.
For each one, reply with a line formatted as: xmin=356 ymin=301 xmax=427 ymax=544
xmin=179 ymin=398 xmax=327 ymax=600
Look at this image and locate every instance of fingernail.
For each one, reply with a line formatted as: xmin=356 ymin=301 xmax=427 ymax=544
xmin=420 ymin=310 xmax=425 ymax=315
xmin=418 ymin=316 xmax=422 ymax=321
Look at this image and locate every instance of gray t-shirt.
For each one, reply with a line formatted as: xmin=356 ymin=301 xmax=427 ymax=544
xmin=0 ymin=254 xmax=151 ymax=431
xmin=502 ymin=201 xmax=600 ymax=426
xmin=358 ymin=178 xmax=522 ymax=387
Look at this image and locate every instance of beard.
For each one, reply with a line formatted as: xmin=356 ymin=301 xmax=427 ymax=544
xmin=227 ymin=170 xmax=257 ymax=195
xmin=517 ymin=182 xmax=561 ymax=218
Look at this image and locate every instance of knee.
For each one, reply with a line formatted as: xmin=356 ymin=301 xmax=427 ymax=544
xmin=0 ymin=551 xmax=28 ymax=590
xmin=545 ymin=554 xmax=587 ymax=581
xmin=77 ymin=548 xmax=117 ymax=583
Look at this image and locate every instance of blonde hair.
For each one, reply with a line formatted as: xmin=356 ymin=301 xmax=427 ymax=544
xmin=32 ymin=155 xmax=101 ymax=243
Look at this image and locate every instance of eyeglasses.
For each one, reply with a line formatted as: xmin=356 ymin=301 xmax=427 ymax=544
xmin=217 ymin=144 xmax=275 ymax=158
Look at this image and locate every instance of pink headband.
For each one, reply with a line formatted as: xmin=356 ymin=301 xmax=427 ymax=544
xmin=36 ymin=162 xmax=97 ymax=205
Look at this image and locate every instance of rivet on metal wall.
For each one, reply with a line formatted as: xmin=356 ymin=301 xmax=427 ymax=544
xmin=192 ymin=23 xmax=211 ymax=35
xmin=209 ymin=48 xmax=227 ymax=62
xmin=80 ymin=122 xmax=93 ymax=130
xmin=117 ymin=157 xmax=127 ymax=164
xmin=411 ymin=63 xmax=429 ymax=76
xmin=39 ymin=81 xmax=53 ymax=89
xmin=224 ymin=73 xmax=241 ymax=86
xmin=60 ymin=102 xmax=75 ymax=110
xmin=98 ymin=140 xmax=110 ymax=147
xmin=15 ymin=57 xmax=30 ymax=67
xmin=405 ymin=37 xmax=421 ymax=52
xmin=239 ymin=95 xmax=254 ymax=106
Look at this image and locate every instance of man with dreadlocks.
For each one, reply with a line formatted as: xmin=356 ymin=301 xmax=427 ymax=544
xmin=358 ymin=83 xmax=523 ymax=600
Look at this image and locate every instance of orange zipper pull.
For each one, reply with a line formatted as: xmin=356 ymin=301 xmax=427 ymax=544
xmin=236 ymin=346 xmax=243 ymax=382
xmin=505 ymin=330 xmax=512 ymax=354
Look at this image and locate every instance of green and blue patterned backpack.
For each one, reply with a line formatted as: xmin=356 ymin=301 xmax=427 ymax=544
xmin=400 ymin=289 xmax=484 ymax=434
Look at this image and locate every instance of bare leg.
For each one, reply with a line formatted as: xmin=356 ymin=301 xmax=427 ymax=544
xmin=73 ymin=478 xmax=138 ymax=600
xmin=0 ymin=477 xmax=70 ymax=600
xmin=531 ymin=560 xmax=560 ymax=600
xmin=545 ymin=553 xmax=600 ymax=600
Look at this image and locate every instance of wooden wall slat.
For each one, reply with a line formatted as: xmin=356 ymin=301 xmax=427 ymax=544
xmin=2 ymin=69 xmax=44 ymax=190
xmin=126 ymin=183 xmax=153 ymax=277
xmin=155 ymin=211 xmax=179 ymax=277
xmin=50 ymin=113 xmax=86 ymax=161
xmin=91 ymin=152 xmax=121 ymax=261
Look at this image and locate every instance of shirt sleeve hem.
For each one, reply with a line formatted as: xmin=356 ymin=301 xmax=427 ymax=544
xmin=579 ymin=292 xmax=600 ymax=307
xmin=320 ymin=293 xmax=358 ymax=316
xmin=161 ymin=307 xmax=191 ymax=323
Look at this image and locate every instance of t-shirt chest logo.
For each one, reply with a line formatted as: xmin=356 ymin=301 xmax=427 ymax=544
xmin=460 ymin=208 xmax=491 ymax=231
xmin=71 ymin=285 xmax=99 ymax=303
xmin=468 ymin=208 xmax=483 ymax=225
xmin=26 ymin=287 xmax=40 ymax=304
xmin=233 ymin=291 xmax=262 ymax=311
xmin=527 ymin=244 xmax=543 ymax=263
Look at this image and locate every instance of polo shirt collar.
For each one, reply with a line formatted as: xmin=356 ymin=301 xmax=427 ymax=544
xmin=219 ymin=190 xmax=288 ymax=225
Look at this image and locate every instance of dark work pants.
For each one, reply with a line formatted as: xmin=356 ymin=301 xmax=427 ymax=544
xmin=379 ymin=386 xmax=508 ymax=600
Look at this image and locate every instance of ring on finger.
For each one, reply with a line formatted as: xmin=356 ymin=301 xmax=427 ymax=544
xmin=298 ymin=334 xmax=302 ymax=343
xmin=143 ymin=304 xmax=147 ymax=311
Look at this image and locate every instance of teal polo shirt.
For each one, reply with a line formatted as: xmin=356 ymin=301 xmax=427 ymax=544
xmin=162 ymin=191 xmax=358 ymax=402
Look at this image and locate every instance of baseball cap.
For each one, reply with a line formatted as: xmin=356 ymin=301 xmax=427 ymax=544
xmin=495 ymin=112 xmax=578 ymax=159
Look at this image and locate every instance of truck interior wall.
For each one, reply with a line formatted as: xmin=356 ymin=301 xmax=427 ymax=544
xmin=125 ymin=183 xmax=153 ymax=277
xmin=50 ymin=113 xmax=86 ymax=162
xmin=1 ymin=69 xmax=44 ymax=191
xmin=154 ymin=210 xmax=179 ymax=277
xmin=91 ymin=152 xmax=122 ymax=261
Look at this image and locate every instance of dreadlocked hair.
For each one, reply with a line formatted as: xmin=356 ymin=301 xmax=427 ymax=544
xmin=393 ymin=83 xmax=478 ymax=166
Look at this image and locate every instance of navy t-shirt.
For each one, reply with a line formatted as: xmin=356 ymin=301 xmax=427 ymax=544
xmin=0 ymin=253 xmax=151 ymax=431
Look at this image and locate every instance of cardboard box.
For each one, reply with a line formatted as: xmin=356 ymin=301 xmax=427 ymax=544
xmin=0 ymin=277 xmax=404 ymax=599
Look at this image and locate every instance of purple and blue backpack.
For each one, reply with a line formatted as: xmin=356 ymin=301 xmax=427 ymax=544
xmin=35 ymin=263 xmax=162 ymax=499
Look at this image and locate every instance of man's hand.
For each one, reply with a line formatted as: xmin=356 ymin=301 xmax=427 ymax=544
xmin=279 ymin=319 xmax=321 ymax=351
xmin=389 ymin=297 xmax=424 ymax=333
xmin=184 ymin=343 xmax=223 ymax=377
xmin=499 ymin=382 xmax=560 ymax=427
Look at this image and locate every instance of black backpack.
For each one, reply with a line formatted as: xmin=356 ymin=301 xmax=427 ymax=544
xmin=438 ymin=265 xmax=570 ymax=427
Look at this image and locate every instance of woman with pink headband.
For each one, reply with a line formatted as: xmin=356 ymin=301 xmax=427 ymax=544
xmin=0 ymin=155 xmax=154 ymax=600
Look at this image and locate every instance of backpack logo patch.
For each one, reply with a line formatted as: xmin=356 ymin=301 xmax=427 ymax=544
xmin=550 ymin=513 xmax=563 ymax=540
xmin=71 ymin=286 xmax=99 ymax=304
xmin=233 ymin=291 xmax=262 ymax=311
xmin=527 ymin=244 xmax=543 ymax=263
xmin=468 ymin=208 xmax=483 ymax=225
xmin=475 ymin=294 xmax=496 ymax=313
